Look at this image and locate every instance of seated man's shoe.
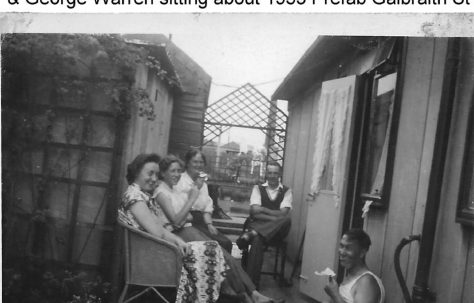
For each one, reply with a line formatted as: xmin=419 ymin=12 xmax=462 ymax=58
xmin=236 ymin=231 xmax=254 ymax=250
xmin=251 ymin=291 xmax=285 ymax=303
xmin=213 ymin=207 xmax=232 ymax=220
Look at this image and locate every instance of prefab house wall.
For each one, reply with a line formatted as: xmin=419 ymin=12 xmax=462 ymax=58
xmin=118 ymin=63 xmax=175 ymax=193
xmin=165 ymin=42 xmax=212 ymax=158
xmin=364 ymin=38 xmax=474 ymax=303
xmin=363 ymin=38 xmax=448 ymax=303
xmin=283 ymin=43 xmax=394 ymax=262
xmin=280 ymin=37 xmax=474 ymax=302
xmin=427 ymin=38 xmax=474 ymax=303
xmin=121 ymin=34 xmax=212 ymax=159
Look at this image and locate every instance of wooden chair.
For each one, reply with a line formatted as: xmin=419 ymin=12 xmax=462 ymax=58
xmin=118 ymin=221 xmax=183 ymax=303
xmin=241 ymin=239 xmax=288 ymax=286
xmin=239 ymin=218 xmax=289 ymax=288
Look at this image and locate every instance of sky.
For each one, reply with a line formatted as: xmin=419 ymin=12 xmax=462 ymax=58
xmin=164 ymin=15 xmax=318 ymax=102
xmin=157 ymin=15 xmax=319 ymax=150
xmin=5 ymin=13 xmax=465 ymax=152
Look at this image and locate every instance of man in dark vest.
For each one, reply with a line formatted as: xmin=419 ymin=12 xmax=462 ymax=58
xmin=236 ymin=161 xmax=293 ymax=287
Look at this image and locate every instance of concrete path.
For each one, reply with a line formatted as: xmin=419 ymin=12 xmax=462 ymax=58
xmin=213 ymin=200 xmax=319 ymax=303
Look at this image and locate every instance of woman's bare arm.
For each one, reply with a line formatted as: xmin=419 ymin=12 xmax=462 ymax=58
xmin=129 ymin=202 xmax=189 ymax=254
xmin=155 ymin=190 xmax=198 ymax=227
xmin=130 ymin=202 xmax=166 ymax=237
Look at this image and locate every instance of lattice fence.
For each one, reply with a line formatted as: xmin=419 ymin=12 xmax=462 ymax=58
xmin=202 ymin=83 xmax=287 ymax=178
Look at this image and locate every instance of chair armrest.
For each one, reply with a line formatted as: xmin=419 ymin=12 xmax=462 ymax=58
xmin=118 ymin=221 xmax=183 ymax=256
xmin=118 ymin=220 xmax=183 ymax=286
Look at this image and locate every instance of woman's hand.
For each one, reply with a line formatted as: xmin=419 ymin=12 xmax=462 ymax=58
xmin=194 ymin=177 xmax=204 ymax=190
xmin=175 ymin=238 xmax=191 ymax=255
xmin=207 ymin=224 xmax=218 ymax=235
xmin=188 ymin=186 xmax=200 ymax=202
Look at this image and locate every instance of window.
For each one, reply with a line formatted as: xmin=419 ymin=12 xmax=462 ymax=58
xmin=359 ymin=72 xmax=398 ymax=208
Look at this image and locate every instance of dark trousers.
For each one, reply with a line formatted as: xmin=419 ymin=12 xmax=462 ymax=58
xmin=190 ymin=211 xmax=233 ymax=253
xmin=175 ymin=226 xmax=256 ymax=296
xmin=245 ymin=216 xmax=291 ymax=287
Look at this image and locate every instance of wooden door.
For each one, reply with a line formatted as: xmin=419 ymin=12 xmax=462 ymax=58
xmin=299 ymin=75 xmax=359 ymax=301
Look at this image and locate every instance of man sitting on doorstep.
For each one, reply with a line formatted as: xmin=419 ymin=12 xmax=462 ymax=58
xmin=236 ymin=161 xmax=292 ymax=287
xmin=324 ymin=228 xmax=385 ymax=303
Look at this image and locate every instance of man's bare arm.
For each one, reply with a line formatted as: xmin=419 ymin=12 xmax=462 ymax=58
xmin=261 ymin=206 xmax=290 ymax=217
xmin=250 ymin=205 xmax=290 ymax=218
xmin=353 ymin=275 xmax=381 ymax=303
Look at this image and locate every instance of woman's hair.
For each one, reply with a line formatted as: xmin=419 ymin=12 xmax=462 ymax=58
xmin=159 ymin=154 xmax=184 ymax=179
xmin=126 ymin=153 xmax=161 ymax=185
xmin=344 ymin=228 xmax=372 ymax=251
xmin=184 ymin=148 xmax=207 ymax=168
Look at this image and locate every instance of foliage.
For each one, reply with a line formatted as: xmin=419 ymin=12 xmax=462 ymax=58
xmin=2 ymin=33 xmax=179 ymax=120
xmin=1 ymin=33 xmax=178 ymax=190
xmin=1 ymin=34 xmax=180 ymax=270
xmin=3 ymin=257 xmax=111 ymax=303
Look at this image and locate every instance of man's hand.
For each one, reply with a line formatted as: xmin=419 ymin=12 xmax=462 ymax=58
xmin=186 ymin=213 xmax=193 ymax=222
xmin=250 ymin=204 xmax=290 ymax=218
xmin=324 ymin=276 xmax=340 ymax=300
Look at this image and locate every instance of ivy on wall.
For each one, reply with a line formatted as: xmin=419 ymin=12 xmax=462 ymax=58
xmin=2 ymin=34 xmax=178 ymax=119
xmin=1 ymin=34 xmax=179 ymax=262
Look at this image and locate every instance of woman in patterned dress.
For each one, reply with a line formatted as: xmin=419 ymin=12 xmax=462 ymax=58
xmin=154 ymin=155 xmax=283 ymax=303
xmin=118 ymin=153 xmax=228 ymax=303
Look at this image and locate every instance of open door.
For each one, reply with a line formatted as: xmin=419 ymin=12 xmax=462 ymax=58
xmin=299 ymin=75 xmax=359 ymax=301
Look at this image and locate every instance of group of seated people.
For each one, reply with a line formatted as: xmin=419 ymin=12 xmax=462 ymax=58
xmin=118 ymin=149 xmax=385 ymax=303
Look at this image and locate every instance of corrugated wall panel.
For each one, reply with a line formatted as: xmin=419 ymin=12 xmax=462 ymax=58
xmin=429 ymin=38 xmax=474 ymax=303
xmin=164 ymin=39 xmax=211 ymax=158
xmin=283 ymin=89 xmax=318 ymax=261
xmin=365 ymin=38 xmax=439 ymax=303
xmin=282 ymin=96 xmax=304 ymax=260
xmin=280 ymin=37 xmax=472 ymax=303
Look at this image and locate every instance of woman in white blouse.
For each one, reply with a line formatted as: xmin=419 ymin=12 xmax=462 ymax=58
xmin=154 ymin=155 xmax=284 ymax=303
xmin=174 ymin=149 xmax=233 ymax=253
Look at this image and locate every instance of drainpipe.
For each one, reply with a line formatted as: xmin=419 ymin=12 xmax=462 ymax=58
xmin=411 ymin=38 xmax=461 ymax=303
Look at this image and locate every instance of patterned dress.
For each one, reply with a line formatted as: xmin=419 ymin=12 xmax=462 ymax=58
xmin=118 ymin=183 xmax=229 ymax=303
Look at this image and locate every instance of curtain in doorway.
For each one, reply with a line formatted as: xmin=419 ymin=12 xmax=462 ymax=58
xmin=310 ymin=86 xmax=351 ymax=200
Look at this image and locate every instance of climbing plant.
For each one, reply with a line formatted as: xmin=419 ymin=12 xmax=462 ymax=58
xmin=2 ymin=34 xmax=178 ymax=119
xmin=1 ymin=34 xmax=179 ymax=262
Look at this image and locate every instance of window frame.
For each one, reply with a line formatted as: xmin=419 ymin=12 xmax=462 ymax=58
xmin=356 ymin=63 xmax=402 ymax=210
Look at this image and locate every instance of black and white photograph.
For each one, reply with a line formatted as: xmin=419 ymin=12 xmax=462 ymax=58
xmin=1 ymin=14 xmax=473 ymax=303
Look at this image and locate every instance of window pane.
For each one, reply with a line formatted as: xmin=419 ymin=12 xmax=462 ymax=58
xmin=361 ymin=72 xmax=397 ymax=197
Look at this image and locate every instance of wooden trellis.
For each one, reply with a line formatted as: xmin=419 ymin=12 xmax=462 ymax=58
xmin=203 ymin=83 xmax=287 ymax=164
xmin=2 ymin=72 xmax=127 ymax=267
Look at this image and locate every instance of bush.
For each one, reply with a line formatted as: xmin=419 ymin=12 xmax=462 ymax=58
xmin=3 ymin=257 xmax=111 ymax=303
